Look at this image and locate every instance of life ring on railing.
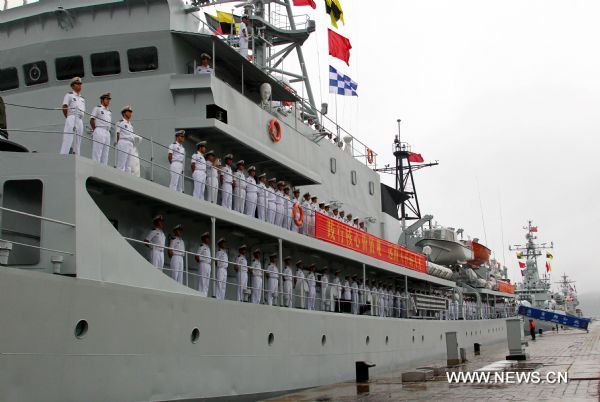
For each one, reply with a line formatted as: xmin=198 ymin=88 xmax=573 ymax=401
xmin=366 ymin=148 xmax=374 ymax=164
xmin=293 ymin=203 xmax=304 ymax=227
xmin=269 ymin=118 xmax=282 ymax=142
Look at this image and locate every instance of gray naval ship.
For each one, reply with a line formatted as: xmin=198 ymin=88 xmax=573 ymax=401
xmin=0 ymin=1 xmax=516 ymax=400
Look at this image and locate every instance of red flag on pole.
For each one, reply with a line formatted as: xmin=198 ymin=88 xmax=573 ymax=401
xmin=293 ymin=0 xmax=317 ymax=9
xmin=546 ymin=261 xmax=551 ymax=272
xmin=518 ymin=261 xmax=526 ymax=269
xmin=531 ymin=226 xmax=538 ymax=232
xmin=408 ymin=152 xmax=425 ymax=163
xmin=328 ymin=29 xmax=352 ymax=65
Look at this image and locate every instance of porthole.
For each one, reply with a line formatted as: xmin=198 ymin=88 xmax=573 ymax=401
xmin=268 ymin=332 xmax=274 ymax=346
xmin=191 ymin=328 xmax=200 ymax=344
xmin=330 ymin=157 xmax=337 ymax=174
xmin=366 ymin=336 xmax=370 ymax=345
xmin=412 ymin=335 xmax=415 ymax=343
xmin=385 ymin=336 xmax=389 ymax=345
xmin=74 ymin=319 xmax=88 ymax=339
xmin=421 ymin=335 xmax=424 ymax=342
xmin=351 ymin=170 xmax=357 ymax=185
xmin=321 ymin=335 xmax=327 ymax=346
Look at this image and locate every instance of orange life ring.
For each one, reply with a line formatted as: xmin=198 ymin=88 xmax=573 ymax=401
xmin=367 ymin=148 xmax=374 ymax=164
xmin=293 ymin=203 xmax=304 ymax=227
xmin=269 ymin=118 xmax=282 ymax=142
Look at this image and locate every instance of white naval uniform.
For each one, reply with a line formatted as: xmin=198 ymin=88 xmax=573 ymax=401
xmin=251 ymin=259 xmax=263 ymax=304
xmin=196 ymin=243 xmax=211 ymax=297
xmin=295 ymin=269 xmax=307 ymax=308
xmin=332 ymin=276 xmax=342 ymax=312
xmin=300 ymin=199 xmax=311 ymax=235
xmin=320 ymin=274 xmax=329 ymax=311
xmin=283 ymin=265 xmax=293 ymax=307
xmin=195 ymin=65 xmax=213 ymax=74
xmin=266 ymin=263 xmax=279 ymax=306
xmin=274 ymin=190 xmax=285 ymax=227
xmin=284 ymin=195 xmax=292 ymax=230
xmin=233 ymin=170 xmax=247 ymax=213
xmin=239 ymin=21 xmax=249 ymax=59
xmin=215 ymin=248 xmax=228 ymax=300
xmin=244 ymin=176 xmax=258 ymax=217
xmin=351 ymin=281 xmax=359 ymax=314
xmin=207 ymin=163 xmax=219 ymax=203
xmin=191 ymin=152 xmax=207 ymax=200
xmin=145 ymin=228 xmax=165 ymax=269
xmin=266 ymin=186 xmax=277 ymax=224
xmin=169 ymin=237 xmax=185 ymax=284
xmin=378 ymin=288 xmax=385 ymax=317
xmin=220 ymin=165 xmax=234 ymax=209
xmin=116 ymin=119 xmax=135 ymax=172
xmin=257 ymin=182 xmax=267 ymax=221
xmin=235 ymin=255 xmax=248 ymax=302
xmin=90 ymin=105 xmax=112 ymax=165
xmin=60 ymin=91 xmax=85 ymax=155
xmin=342 ymin=280 xmax=351 ymax=313
xmin=169 ymin=142 xmax=185 ymax=192
xmin=307 ymin=272 xmax=316 ymax=310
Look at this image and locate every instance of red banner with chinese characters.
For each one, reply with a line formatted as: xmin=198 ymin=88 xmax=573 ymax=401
xmin=497 ymin=280 xmax=515 ymax=294
xmin=314 ymin=212 xmax=426 ymax=273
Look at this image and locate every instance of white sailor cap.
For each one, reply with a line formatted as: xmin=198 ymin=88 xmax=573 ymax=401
xmin=308 ymin=263 xmax=316 ymax=269
xmin=200 ymin=53 xmax=212 ymax=60
xmin=258 ymin=173 xmax=267 ymax=179
xmin=353 ymin=217 xmax=359 ymax=221
xmin=100 ymin=92 xmax=111 ymax=100
xmin=196 ymin=141 xmax=207 ymax=148
xmin=121 ymin=105 xmax=133 ymax=114
xmin=311 ymin=195 xmax=318 ymax=200
xmin=295 ymin=259 xmax=303 ymax=266
xmin=276 ymin=181 xmax=285 ymax=186
xmin=153 ymin=214 xmax=164 ymax=222
xmin=247 ymin=165 xmax=256 ymax=172
xmin=269 ymin=252 xmax=277 ymax=258
xmin=70 ymin=77 xmax=82 ymax=85
xmin=224 ymin=154 xmax=233 ymax=160
xmin=284 ymin=185 xmax=290 ymax=191
xmin=236 ymin=160 xmax=245 ymax=166
xmin=175 ymin=130 xmax=185 ymax=137
xmin=173 ymin=224 xmax=183 ymax=231
xmin=303 ymin=192 xmax=310 ymax=197
xmin=253 ymin=248 xmax=261 ymax=255
xmin=239 ymin=244 xmax=247 ymax=250
xmin=284 ymin=255 xmax=292 ymax=261
xmin=200 ymin=231 xmax=210 ymax=239
xmin=268 ymin=177 xmax=277 ymax=182
xmin=333 ymin=206 xmax=339 ymax=211
xmin=205 ymin=150 xmax=215 ymax=157
xmin=217 ymin=237 xmax=226 ymax=244
xmin=323 ymin=203 xmax=330 ymax=208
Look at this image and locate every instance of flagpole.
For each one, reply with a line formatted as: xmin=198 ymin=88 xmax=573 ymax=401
xmin=334 ymin=93 xmax=338 ymax=132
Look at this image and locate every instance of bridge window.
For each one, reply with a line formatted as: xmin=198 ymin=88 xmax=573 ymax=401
xmin=0 ymin=67 xmax=19 ymax=91
xmin=55 ymin=56 xmax=84 ymax=81
xmin=91 ymin=51 xmax=121 ymax=76
xmin=23 ymin=61 xmax=48 ymax=86
xmin=127 ymin=46 xmax=158 ymax=72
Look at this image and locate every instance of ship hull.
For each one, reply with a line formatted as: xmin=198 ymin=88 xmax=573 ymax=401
xmin=0 ymin=266 xmax=509 ymax=402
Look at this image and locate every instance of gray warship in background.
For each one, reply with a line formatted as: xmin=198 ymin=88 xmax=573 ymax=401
xmin=0 ymin=1 xmax=516 ymax=400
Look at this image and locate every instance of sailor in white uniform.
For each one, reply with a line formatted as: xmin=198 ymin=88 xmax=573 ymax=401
xmin=300 ymin=193 xmax=312 ymax=235
xmin=205 ymin=151 xmax=219 ymax=203
xmin=220 ymin=154 xmax=234 ymax=209
xmin=115 ymin=105 xmax=136 ymax=173
xmin=168 ymin=130 xmax=186 ymax=193
xmin=191 ymin=141 xmax=207 ymax=200
xmin=234 ymin=245 xmax=248 ymax=302
xmin=90 ymin=92 xmax=112 ymax=165
xmin=239 ymin=15 xmax=250 ymax=60
xmin=345 ymin=213 xmax=353 ymax=226
xmin=306 ymin=264 xmax=317 ymax=310
xmin=244 ymin=166 xmax=258 ymax=217
xmin=265 ymin=253 xmax=279 ymax=306
xmin=274 ymin=181 xmax=285 ymax=227
xmin=195 ymin=232 xmax=212 ymax=297
xmin=144 ymin=214 xmax=165 ymax=269
xmin=282 ymin=256 xmax=293 ymax=307
xmin=332 ymin=270 xmax=342 ymax=312
xmin=332 ymin=207 xmax=340 ymax=221
xmin=351 ymin=276 xmax=359 ymax=315
xmin=266 ymin=178 xmax=277 ymax=224
xmin=168 ymin=224 xmax=185 ymax=284
xmin=256 ymin=174 xmax=268 ymax=221
xmin=320 ymin=267 xmax=330 ymax=311
xmin=215 ymin=237 xmax=229 ymax=300
xmin=250 ymin=249 xmax=263 ymax=304
xmin=195 ymin=53 xmax=213 ymax=74
xmin=283 ymin=186 xmax=293 ymax=230
xmin=291 ymin=189 xmax=302 ymax=233
xmin=294 ymin=260 xmax=307 ymax=308
xmin=60 ymin=77 xmax=86 ymax=155
xmin=342 ymin=276 xmax=351 ymax=313
xmin=233 ymin=160 xmax=247 ymax=213
xmin=353 ymin=217 xmax=360 ymax=229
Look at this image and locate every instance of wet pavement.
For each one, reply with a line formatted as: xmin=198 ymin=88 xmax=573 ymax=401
xmin=265 ymin=322 xmax=599 ymax=401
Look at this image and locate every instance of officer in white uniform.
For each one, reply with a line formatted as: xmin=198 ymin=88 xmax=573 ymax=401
xmin=300 ymin=193 xmax=311 ymax=235
xmin=115 ymin=105 xmax=136 ymax=173
xmin=282 ymin=256 xmax=293 ymax=308
xmin=215 ymin=237 xmax=229 ymax=300
xmin=90 ymin=92 xmax=112 ymax=165
xmin=244 ymin=166 xmax=258 ymax=217
xmin=283 ymin=186 xmax=293 ymax=230
xmin=266 ymin=178 xmax=277 ymax=224
xmin=274 ymin=181 xmax=285 ymax=227
xmin=168 ymin=224 xmax=185 ymax=284
xmin=256 ymin=173 xmax=268 ymax=221
xmin=195 ymin=232 xmax=211 ymax=297
xmin=306 ymin=264 xmax=317 ymax=311
xmin=220 ymin=154 xmax=234 ymax=209
xmin=144 ymin=214 xmax=165 ymax=269
xmin=195 ymin=53 xmax=213 ymax=74
xmin=294 ymin=260 xmax=307 ymax=308
xmin=233 ymin=160 xmax=247 ymax=213
xmin=204 ymin=150 xmax=219 ymax=203
xmin=60 ymin=77 xmax=85 ymax=155
xmin=234 ymin=245 xmax=248 ymax=302
xmin=250 ymin=248 xmax=263 ymax=304
xmin=239 ymin=15 xmax=250 ymax=60
xmin=320 ymin=267 xmax=330 ymax=311
xmin=265 ymin=253 xmax=279 ymax=306
xmin=168 ymin=130 xmax=186 ymax=192
xmin=191 ymin=141 xmax=207 ymax=200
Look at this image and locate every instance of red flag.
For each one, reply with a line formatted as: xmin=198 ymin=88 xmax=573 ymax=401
xmin=408 ymin=152 xmax=424 ymax=163
xmin=328 ymin=29 xmax=352 ymax=65
xmin=293 ymin=0 xmax=317 ymax=9
xmin=531 ymin=226 xmax=538 ymax=232
xmin=546 ymin=261 xmax=551 ymax=272
xmin=518 ymin=261 xmax=526 ymax=269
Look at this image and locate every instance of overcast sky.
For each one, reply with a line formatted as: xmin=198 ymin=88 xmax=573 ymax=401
xmin=288 ymin=0 xmax=600 ymax=301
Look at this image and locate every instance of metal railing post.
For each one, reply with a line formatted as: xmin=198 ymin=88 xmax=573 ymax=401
xmin=211 ymin=216 xmax=216 ymax=297
xmin=278 ymin=238 xmax=283 ymax=306
xmin=150 ymin=136 xmax=155 ymax=182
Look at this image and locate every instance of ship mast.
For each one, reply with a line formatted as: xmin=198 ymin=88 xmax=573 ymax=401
xmin=509 ymin=221 xmax=553 ymax=292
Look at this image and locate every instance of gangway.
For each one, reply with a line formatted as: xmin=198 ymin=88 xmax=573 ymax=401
xmin=518 ymin=305 xmax=591 ymax=331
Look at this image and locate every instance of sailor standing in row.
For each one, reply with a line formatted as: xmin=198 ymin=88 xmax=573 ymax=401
xmin=220 ymin=154 xmax=234 ymax=209
xmin=168 ymin=224 xmax=185 ymax=284
xmin=244 ymin=166 xmax=258 ymax=217
xmin=283 ymin=186 xmax=292 ymax=230
xmin=60 ymin=77 xmax=86 ymax=155
xmin=282 ymin=256 xmax=293 ymax=307
xmin=351 ymin=276 xmax=359 ymax=314
xmin=215 ymin=238 xmax=229 ymax=300
xmin=235 ymin=245 xmax=248 ymax=302
xmin=291 ymin=189 xmax=302 ymax=233
xmin=115 ymin=105 xmax=136 ymax=173
xmin=266 ymin=253 xmax=279 ymax=306
xmin=306 ymin=264 xmax=317 ymax=311
xmin=332 ymin=270 xmax=342 ymax=312
xmin=256 ymin=173 xmax=268 ymax=221
xmin=144 ymin=215 xmax=165 ymax=269
xmin=191 ymin=141 xmax=207 ymax=200
xmin=250 ymin=249 xmax=263 ymax=304
xmin=195 ymin=232 xmax=211 ymax=297
xmin=205 ymin=151 xmax=218 ymax=203
xmin=320 ymin=267 xmax=329 ymax=311
xmin=233 ymin=160 xmax=247 ymax=213
xmin=274 ymin=181 xmax=285 ymax=227
xmin=90 ymin=92 xmax=112 ymax=165
xmin=266 ymin=178 xmax=277 ymax=224
xmin=300 ymin=193 xmax=311 ymax=235
xmin=168 ymin=130 xmax=186 ymax=192
xmin=295 ymin=260 xmax=307 ymax=308
xmin=342 ymin=276 xmax=351 ymax=313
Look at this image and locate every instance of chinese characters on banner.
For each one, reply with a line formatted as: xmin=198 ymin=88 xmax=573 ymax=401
xmin=314 ymin=212 xmax=426 ymax=273
xmin=497 ymin=281 xmax=515 ymax=294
